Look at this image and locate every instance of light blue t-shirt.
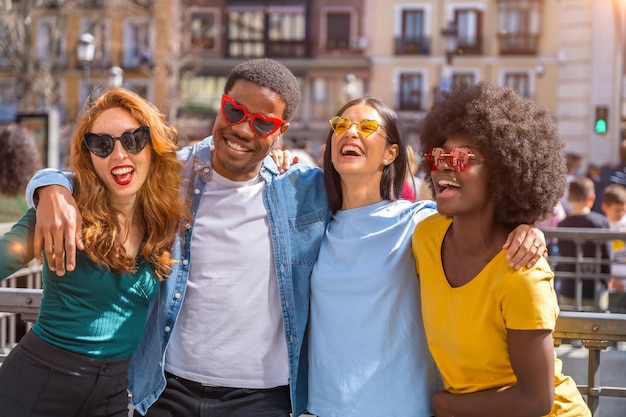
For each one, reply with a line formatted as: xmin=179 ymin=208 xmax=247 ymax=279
xmin=308 ymin=199 xmax=440 ymax=417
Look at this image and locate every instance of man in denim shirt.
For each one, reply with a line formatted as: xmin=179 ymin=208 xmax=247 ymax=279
xmin=26 ymin=59 xmax=329 ymax=417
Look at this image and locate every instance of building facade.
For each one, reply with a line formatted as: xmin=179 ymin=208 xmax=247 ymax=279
xmin=0 ymin=0 xmax=623 ymax=166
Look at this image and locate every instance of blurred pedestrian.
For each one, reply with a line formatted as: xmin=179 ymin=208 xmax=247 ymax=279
xmin=0 ymin=123 xmax=43 ymax=223
xmin=557 ymin=177 xmax=610 ymax=311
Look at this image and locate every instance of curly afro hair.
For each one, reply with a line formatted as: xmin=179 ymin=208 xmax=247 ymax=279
xmin=224 ymin=58 xmax=301 ymax=122
xmin=0 ymin=123 xmax=43 ymax=196
xmin=418 ymin=82 xmax=567 ymax=226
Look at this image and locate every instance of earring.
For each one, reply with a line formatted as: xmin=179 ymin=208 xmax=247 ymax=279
xmin=383 ymin=160 xmax=388 ymax=165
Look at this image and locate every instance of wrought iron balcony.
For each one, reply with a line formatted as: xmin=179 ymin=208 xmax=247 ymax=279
xmin=394 ymin=36 xmax=431 ymax=55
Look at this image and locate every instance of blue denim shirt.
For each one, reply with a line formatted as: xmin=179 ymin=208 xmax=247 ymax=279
xmin=26 ymin=137 xmax=330 ymax=416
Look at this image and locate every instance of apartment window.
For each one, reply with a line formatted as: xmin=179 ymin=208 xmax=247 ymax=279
xmin=268 ymin=10 xmax=305 ymax=41
xmin=190 ymin=10 xmax=217 ymax=51
xmin=37 ymin=17 xmax=66 ymax=65
xmin=227 ymin=10 xmax=264 ymax=57
xmin=123 ymin=17 xmax=153 ymax=68
xmin=267 ymin=8 xmax=306 ymax=57
xmin=0 ymin=80 xmax=17 ymax=123
xmin=455 ymin=9 xmax=482 ymax=55
xmin=43 ymin=0 xmax=61 ymax=7
xmin=226 ymin=7 xmax=306 ymax=58
xmin=0 ymin=23 xmax=8 ymax=68
xmin=131 ymin=0 xmax=153 ymax=7
xmin=399 ymin=73 xmax=423 ymax=111
xmin=180 ymin=75 xmax=226 ymax=114
xmin=326 ymin=12 xmax=350 ymax=50
xmin=504 ymin=72 xmax=530 ymax=98
xmin=497 ymin=0 xmax=542 ymax=55
xmin=126 ymin=80 xmax=153 ymax=102
xmin=79 ymin=0 xmax=104 ymax=7
xmin=452 ymin=72 xmax=476 ymax=88
xmin=311 ymin=77 xmax=349 ymax=120
xmin=396 ymin=9 xmax=429 ymax=55
xmin=80 ymin=18 xmax=110 ymax=68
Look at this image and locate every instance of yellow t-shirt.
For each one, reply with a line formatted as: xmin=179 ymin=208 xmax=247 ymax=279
xmin=412 ymin=214 xmax=590 ymax=416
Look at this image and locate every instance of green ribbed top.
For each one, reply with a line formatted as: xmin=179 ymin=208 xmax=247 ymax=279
xmin=0 ymin=209 xmax=160 ymax=359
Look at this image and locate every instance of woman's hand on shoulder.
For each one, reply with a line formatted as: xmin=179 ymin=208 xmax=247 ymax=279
xmin=270 ymin=149 xmax=299 ymax=173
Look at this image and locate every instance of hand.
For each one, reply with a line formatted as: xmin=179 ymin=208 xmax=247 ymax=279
xmin=608 ymin=277 xmax=625 ymax=291
xmin=503 ymin=225 xmax=546 ymax=270
xmin=33 ymin=185 xmax=83 ymax=276
xmin=270 ymin=149 xmax=299 ymax=173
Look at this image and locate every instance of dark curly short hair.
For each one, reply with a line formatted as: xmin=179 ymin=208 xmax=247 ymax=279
xmin=418 ymin=83 xmax=567 ymax=226
xmin=0 ymin=123 xmax=43 ymax=195
xmin=224 ymin=58 xmax=301 ymax=122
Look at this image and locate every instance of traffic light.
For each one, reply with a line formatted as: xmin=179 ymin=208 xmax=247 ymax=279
xmin=595 ymin=106 xmax=608 ymax=134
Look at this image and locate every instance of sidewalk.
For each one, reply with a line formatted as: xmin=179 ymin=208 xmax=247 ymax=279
xmin=556 ymin=343 xmax=626 ymax=416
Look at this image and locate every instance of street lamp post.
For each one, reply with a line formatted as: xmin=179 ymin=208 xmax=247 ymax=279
xmin=108 ymin=66 xmax=124 ymax=89
xmin=76 ymin=33 xmax=95 ymax=102
xmin=438 ymin=21 xmax=459 ymax=98
xmin=441 ymin=21 xmax=459 ymax=66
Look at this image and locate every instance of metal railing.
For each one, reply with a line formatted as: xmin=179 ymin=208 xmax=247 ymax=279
xmin=1 ymin=286 xmax=623 ymax=415
xmin=554 ymin=311 xmax=626 ymax=416
xmin=541 ymin=228 xmax=626 ymax=312
xmin=0 ymin=263 xmax=42 ymax=359
xmin=0 ymin=227 xmax=625 ymax=416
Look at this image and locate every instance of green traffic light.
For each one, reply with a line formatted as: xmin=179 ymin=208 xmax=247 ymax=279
xmin=595 ymin=119 xmax=607 ymax=134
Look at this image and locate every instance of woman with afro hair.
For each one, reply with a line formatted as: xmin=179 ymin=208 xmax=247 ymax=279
xmin=412 ymin=82 xmax=590 ymax=416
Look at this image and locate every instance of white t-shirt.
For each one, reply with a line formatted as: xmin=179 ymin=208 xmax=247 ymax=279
xmin=165 ymin=170 xmax=288 ymax=388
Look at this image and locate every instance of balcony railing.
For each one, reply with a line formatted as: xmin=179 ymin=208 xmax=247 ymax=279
xmin=394 ymin=36 xmax=431 ymax=55
xmin=225 ymin=39 xmax=310 ymax=58
xmin=498 ymin=32 xmax=540 ymax=55
xmin=457 ymin=35 xmax=483 ymax=55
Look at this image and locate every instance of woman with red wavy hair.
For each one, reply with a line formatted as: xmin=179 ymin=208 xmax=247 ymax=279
xmin=0 ymin=88 xmax=188 ymax=416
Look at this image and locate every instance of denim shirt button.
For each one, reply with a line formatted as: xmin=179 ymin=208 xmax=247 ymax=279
xmin=182 ymin=259 xmax=189 ymax=266
xmin=194 ymin=188 xmax=200 ymax=195
xmin=164 ymin=326 xmax=171 ymax=332
xmin=174 ymin=292 xmax=181 ymax=299
xmin=185 ymin=223 xmax=191 ymax=229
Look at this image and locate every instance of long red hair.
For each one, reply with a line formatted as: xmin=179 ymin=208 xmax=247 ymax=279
xmin=70 ymin=88 xmax=188 ymax=280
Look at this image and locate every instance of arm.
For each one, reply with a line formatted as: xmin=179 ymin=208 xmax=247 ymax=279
xmin=503 ymin=225 xmax=546 ymax=270
xmin=25 ymin=169 xmax=81 ymax=276
xmin=0 ymin=209 xmax=37 ymax=280
xmin=432 ymin=329 xmax=555 ymax=417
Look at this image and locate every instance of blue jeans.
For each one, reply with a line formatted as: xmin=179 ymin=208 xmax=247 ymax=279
xmin=134 ymin=372 xmax=291 ymax=417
